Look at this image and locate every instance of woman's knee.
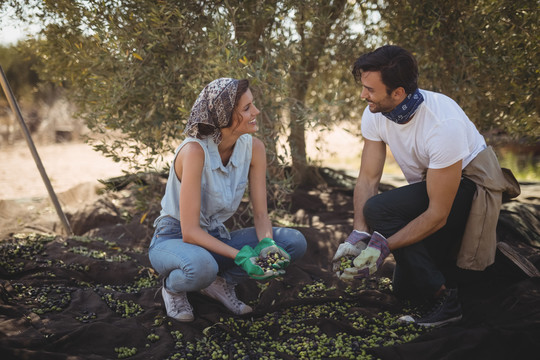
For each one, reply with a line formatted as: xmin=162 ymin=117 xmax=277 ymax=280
xmin=167 ymin=262 xmax=218 ymax=292
xmin=168 ymin=256 xmax=218 ymax=292
xmin=150 ymin=242 xmax=218 ymax=291
xmin=274 ymin=228 xmax=307 ymax=260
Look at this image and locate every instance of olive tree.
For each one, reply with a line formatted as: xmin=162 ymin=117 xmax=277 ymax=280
xmin=3 ymin=0 xmax=537 ymax=191
xmin=3 ymin=0 xmax=372 ymax=187
xmin=379 ymin=0 xmax=539 ymax=142
xmin=9 ymin=1 xmax=241 ymax=170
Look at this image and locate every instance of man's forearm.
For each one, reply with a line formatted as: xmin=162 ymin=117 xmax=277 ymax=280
xmin=352 ymin=179 xmax=379 ymax=232
xmin=386 ymin=163 xmax=462 ymax=250
xmin=386 ymin=208 xmax=447 ymax=250
xmin=352 ymin=139 xmax=386 ymax=234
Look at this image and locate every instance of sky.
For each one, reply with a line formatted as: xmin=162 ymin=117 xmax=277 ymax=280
xmin=0 ymin=6 xmax=41 ymax=45
xmin=0 ymin=26 xmax=28 ymax=45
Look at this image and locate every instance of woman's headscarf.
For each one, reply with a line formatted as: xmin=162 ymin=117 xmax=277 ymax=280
xmin=184 ymin=78 xmax=239 ymax=144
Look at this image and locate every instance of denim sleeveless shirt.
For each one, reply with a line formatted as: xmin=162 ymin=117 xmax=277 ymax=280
xmin=155 ymin=134 xmax=252 ymax=239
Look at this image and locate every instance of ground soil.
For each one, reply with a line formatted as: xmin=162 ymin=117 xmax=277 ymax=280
xmin=0 ymin=140 xmax=539 ymax=359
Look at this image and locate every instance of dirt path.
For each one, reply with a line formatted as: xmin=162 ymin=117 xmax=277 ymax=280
xmin=0 ymin=127 xmax=364 ymax=201
xmin=0 ymin=136 xmax=536 ymax=203
xmin=0 ymin=141 xmax=128 ymax=200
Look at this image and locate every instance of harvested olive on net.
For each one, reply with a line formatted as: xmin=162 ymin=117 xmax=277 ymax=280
xmin=114 ymin=346 xmax=137 ymax=359
xmin=165 ymin=288 xmax=427 ymax=360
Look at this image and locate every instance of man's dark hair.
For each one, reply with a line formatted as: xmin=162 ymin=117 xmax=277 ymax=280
xmin=352 ymin=45 xmax=418 ymax=95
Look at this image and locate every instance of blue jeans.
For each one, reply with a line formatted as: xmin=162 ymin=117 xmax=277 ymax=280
xmin=148 ymin=216 xmax=307 ymax=293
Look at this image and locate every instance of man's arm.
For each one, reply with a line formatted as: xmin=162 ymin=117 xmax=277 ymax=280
xmin=386 ymin=160 xmax=463 ymax=251
xmin=353 ymin=139 xmax=386 ymax=232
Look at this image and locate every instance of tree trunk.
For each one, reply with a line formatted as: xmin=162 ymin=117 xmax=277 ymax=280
xmin=288 ymin=0 xmax=347 ymax=186
xmin=227 ymin=0 xmax=281 ymax=169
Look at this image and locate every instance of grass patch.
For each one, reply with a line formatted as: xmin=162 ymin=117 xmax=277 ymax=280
xmin=498 ymin=152 xmax=539 ymax=181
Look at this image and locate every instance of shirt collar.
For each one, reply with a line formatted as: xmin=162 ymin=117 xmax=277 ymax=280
xmin=206 ymin=137 xmax=239 ymax=171
xmin=228 ymin=142 xmax=241 ymax=168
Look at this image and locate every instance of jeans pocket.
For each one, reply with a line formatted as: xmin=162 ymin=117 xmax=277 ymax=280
xmin=150 ymin=217 xmax=181 ymax=249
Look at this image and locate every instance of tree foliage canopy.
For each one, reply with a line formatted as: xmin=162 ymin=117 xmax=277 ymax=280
xmin=380 ymin=0 xmax=539 ymax=141
xmin=0 ymin=44 xmax=41 ymax=105
xmin=2 ymin=0 xmax=538 ymax=187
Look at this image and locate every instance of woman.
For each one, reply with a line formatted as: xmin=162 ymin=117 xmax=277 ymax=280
xmin=148 ymin=78 xmax=307 ymax=322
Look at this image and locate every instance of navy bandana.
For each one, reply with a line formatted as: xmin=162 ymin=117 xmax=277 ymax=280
xmin=382 ymin=89 xmax=424 ymax=124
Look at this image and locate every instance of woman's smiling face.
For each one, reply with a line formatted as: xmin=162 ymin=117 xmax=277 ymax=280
xmin=231 ymin=88 xmax=260 ymax=134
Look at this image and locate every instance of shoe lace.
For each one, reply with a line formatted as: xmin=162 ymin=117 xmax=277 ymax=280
xmin=419 ymin=293 xmax=448 ymax=318
xmin=170 ymin=291 xmax=192 ymax=313
xmin=223 ymin=282 xmax=245 ymax=310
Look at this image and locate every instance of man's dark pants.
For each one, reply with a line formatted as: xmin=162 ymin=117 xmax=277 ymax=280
xmin=364 ymin=177 xmax=477 ymax=302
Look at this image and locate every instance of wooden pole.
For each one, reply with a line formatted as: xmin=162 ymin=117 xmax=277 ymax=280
xmin=0 ymin=65 xmax=73 ymax=235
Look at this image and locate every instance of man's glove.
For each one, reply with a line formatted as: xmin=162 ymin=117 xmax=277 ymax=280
xmin=254 ymin=238 xmax=291 ymax=269
xmin=332 ymin=230 xmax=371 ymax=275
xmin=341 ymin=231 xmax=390 ymax=281
xmin=234 ymin=245 xmax=277 ymax=280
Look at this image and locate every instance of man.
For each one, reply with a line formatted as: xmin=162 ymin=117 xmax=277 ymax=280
xmin=332 ymin=45 xmax=520 ymax=327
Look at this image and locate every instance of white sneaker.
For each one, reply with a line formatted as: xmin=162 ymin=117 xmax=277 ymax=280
xmin=161 ymin=285 xmax=194 ymax=322
xmin=200 ymin=277 xmax=253 ymax=315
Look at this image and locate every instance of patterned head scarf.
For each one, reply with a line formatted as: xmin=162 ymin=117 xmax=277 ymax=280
xmin=184 ymin=78 xmax=239 ymax=144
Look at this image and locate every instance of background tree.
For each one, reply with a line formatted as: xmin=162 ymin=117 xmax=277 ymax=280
xmin=3 ymin=0 xmax=369 ymax=186
xmin=0 ymin=43 xmax=58 ymax=142
xmin=223 ymin=0 xmax=290 ymax=182
xmin=284 ymin=0 xmax=348 ymax=185
xmin=16 ymin=1 xmax=231 ymax=170
xmin=379 ymin=0 xmax=539 ymax=144
xmin=0 ymin=45 xmax=40 ymax=104
xmin=2 ymin=0 xmax=537 ymax=190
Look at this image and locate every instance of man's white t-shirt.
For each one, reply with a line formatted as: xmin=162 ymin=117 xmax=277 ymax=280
xmin=361 ymin=89 xmax=486 ymax=184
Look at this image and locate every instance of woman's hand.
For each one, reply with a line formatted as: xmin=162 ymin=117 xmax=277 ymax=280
xmin=234 ymin=245 xmax=279 ymax=280
xmin=254 ymin=238 xmax=291 ymax=269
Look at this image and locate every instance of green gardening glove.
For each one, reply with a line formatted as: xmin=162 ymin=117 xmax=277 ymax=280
xmin=254 ymin=238 xmax=291 ymax=269
xmin=234 ymin=245 xmax=277 ymax=280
